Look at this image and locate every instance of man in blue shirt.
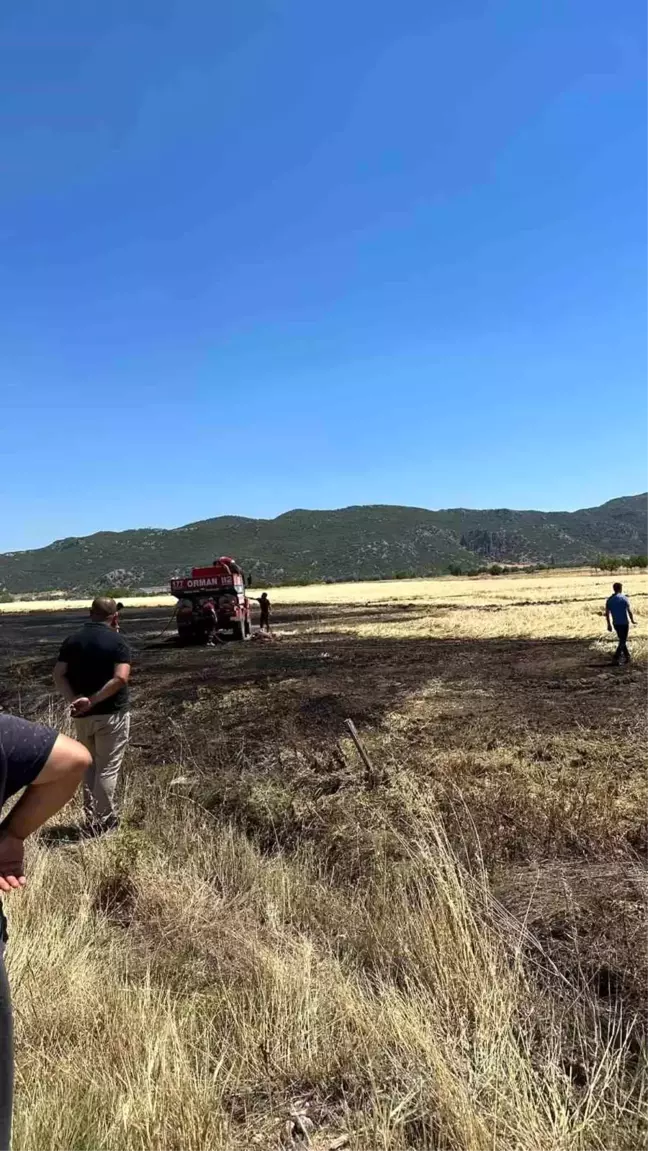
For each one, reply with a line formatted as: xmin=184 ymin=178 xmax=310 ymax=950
xmin=605 ymin=582 xmax=636 ymax=664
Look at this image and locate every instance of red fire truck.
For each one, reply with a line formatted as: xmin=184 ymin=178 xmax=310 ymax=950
xmin=170 ymin=557 xmax=252 ymax=643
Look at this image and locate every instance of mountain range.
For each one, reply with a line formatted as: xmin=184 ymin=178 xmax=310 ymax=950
xmin=0 ymin=494 xmax=645 ymax=595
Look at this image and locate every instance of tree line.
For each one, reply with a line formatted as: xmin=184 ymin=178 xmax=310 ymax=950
xmin=596 ymin=554 xmax=647 ymax=572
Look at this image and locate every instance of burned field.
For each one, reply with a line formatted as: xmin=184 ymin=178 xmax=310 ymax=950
xmin=1 ymin=588 xmax=646 ymax=1150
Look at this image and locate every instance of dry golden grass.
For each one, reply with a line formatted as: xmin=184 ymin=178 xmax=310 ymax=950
xmin=263 ymin=572 xmax=646 ymax=659
xmin=0 ymin=596 xmax=175 ymax=614
xmin=10 ymin=789 xmax=645 ymax=1151
xmin=9 ymin=568 xmax=646 ymax=670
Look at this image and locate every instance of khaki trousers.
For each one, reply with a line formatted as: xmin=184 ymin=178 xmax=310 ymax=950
xmin=74 ymin=712 xmax=131 ymax=823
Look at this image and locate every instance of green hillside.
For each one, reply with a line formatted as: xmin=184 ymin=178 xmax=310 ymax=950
xmin=0 ymin=494 xmax=645 ymax=594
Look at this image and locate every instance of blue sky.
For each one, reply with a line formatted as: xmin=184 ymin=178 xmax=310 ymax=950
xmin=1 ymin=0 xmax=645 ymax=551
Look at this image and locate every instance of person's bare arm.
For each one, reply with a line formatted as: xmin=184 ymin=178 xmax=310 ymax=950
xmin=605 ymin=607 xmax=612 ymax=631
xmin=53 ymin=660 xmax=77 ymax=704
xmin=0 ymin=734 xmax=90 ymax=892
xmin=628 ymin=603 xmax=636 ymax=625
xmin=71 ymin=663 xmax=131 ymax=717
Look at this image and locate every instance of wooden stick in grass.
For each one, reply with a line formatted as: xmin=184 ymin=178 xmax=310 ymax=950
xmin=344 ymin=718 xmax=379 ymax=789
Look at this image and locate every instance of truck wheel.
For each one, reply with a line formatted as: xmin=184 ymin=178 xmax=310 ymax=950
xmin=245 ymin=618 xmax=251 ymax=637
xmin=234 ymin=621 xmax=246 ymax=642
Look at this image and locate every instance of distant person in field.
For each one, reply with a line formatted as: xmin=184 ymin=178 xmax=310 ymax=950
xmin=53 ymin=597 xmax=132 ymax=834
xmin=605 ymin=582 xmax=636 ymax=664
xmin=258 ymin=593 xmax=271 ymax=632
xmin=0 ymin=714 xmax=90 ymax=1149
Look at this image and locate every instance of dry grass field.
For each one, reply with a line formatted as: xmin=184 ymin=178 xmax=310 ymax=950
xmin=0 ymin=595 xmax=176 ymax=614
xmin=0 ymin=569 xmax=645 ymax=1150
xmin=273 ymin=571 xmax=648 ymax=647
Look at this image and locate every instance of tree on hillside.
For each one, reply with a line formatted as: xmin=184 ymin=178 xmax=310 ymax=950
xmin=597 ymin=555 xmax=620 ymax=572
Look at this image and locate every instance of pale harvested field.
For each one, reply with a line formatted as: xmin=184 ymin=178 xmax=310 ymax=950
xmin=269 ymin=568 xmax=647 ymax=605
xmin=3 ymin=569 xmax=647 ymax=635
xmin=289 ymin=572 xmax=648 ymax=651
xmin=0 ymin=595 xmax=175 ymax=613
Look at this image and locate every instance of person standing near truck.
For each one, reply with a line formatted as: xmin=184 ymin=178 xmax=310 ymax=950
xmin=201 ymin=598 xmax=218 ymax=645
xmin=53 ymin=596 xmax=131 ymax=834
xmin=605 ymin=581 xmax=636 ymax=664
xmin=258 ymin=592 xmax=271 ymax=632
xmin=0 ymin=713 xmax=90 ymax=1149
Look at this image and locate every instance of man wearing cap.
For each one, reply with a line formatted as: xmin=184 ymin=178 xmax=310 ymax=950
xmin=53 ymin=596 xmax=132 ymax=833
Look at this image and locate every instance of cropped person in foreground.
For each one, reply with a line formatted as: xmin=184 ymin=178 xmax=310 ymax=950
xmin=0 ymin=714 xmax=90 ymax=1150
xmin=53 ymin=596 xmax=132 ymax=834
xmin=605 ymin=582 xmax=636 ymax=665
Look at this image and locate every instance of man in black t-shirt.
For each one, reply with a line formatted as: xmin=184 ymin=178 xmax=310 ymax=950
xmin=54 ymin=596 xmax=132 ymax=833
xmin=0 ymin=713 xmax=90 ymax=1150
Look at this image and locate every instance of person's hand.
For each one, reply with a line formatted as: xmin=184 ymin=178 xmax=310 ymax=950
xmin=71 ymin=696 xmax=92 ymax=717
xmin=0 ymin=833 xmax=25 ymax=892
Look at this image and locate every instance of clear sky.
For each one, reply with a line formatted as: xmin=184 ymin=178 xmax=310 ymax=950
xmin=1 ymin=0 xmax=646 ymax=551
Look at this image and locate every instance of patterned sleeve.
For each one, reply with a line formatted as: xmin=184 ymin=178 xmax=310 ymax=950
xmin=0 ymin=714 xmax=58 ymax=803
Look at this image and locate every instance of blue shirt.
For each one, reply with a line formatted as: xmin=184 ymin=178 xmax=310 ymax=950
xmin=606 ymin=593 xmax=631 ymax=626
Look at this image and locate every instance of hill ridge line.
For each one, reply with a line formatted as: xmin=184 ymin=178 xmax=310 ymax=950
xmin=1 ymin=493 xmax=645 ymax=594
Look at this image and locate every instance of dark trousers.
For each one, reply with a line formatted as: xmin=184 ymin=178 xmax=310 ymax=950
xmin=614 ymin=624 xmax=630 ymax=662
xmin=260 ymin=613 xmax=270 ymax=631
xmin=0 ymin=945 xmax=12 ymax=1150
